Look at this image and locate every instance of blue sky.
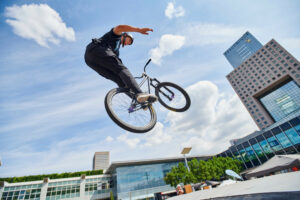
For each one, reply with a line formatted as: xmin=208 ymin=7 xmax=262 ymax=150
xmin=0 ymin=0 xmax=300 ymax=177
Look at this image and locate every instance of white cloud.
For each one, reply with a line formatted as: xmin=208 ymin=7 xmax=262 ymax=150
xmin=149 ymin=34 xmax=185 ymax=65
xmin=148 ymin=23 xmax=246 ymax=65
xmin=181 ymin=23 xmax=246 ymax=46
xmin=5 ymin=4 xmax=75 ymax=47
xmin=165 ymin=2 xmax=185 ymax=19
xmin=116 ymin=81 xmax=257 ymax=155
xmin=105 ymin=136 xmax=114 ymax=142
xmin=117 ymin=133 xmax=140 ymax=149
xmin=143 ymin=122 xmax=172 ymax=147
xmin=163 ymin=81 xmax=258 ymax=153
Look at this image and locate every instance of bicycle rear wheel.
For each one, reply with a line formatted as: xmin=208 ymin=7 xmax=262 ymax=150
xmin=155 ymin=82 xmax=191 ymax=112
xmin=105 ymin=88 xmax=157 ymax=133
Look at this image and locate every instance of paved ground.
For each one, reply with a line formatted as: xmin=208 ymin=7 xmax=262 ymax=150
xmin=169 ymin=171 xmax=300 ymax=200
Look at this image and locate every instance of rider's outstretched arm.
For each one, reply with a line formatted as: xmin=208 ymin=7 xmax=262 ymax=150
xmin=113 ymin=25 xmax=153 ymax=35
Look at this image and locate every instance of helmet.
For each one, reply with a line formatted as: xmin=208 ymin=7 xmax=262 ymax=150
xmin=121 ymin=32 xmax=134 ymax=46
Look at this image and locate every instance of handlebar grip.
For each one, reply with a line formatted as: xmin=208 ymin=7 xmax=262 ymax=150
xmin=145 ymin=59 xmax=152 ymax=66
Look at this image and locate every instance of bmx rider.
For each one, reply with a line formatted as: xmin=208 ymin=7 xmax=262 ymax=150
xmin=84 ymin=25 xmax=157 ymax=103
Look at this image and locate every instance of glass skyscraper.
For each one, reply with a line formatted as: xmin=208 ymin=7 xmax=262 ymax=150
xmin=224 ymin=31 xmax=263 ymax=69
xmin=226 ymin=36 xmax=300 ymax=130
xmin=221 ymin=32 xmax=300 ymax=170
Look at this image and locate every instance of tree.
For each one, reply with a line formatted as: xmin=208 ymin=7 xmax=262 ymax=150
xmin=164 ymin=162 xmax=188 ymax=187
xmin=164 ymin=157 xmax=243 ymax=186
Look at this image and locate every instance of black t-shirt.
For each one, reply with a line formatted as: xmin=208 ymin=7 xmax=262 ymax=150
xmin=100 ymin=28 xmax=122 ymax=56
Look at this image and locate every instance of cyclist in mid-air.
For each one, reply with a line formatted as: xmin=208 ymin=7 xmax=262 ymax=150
xmin=84 ymin=25 xmax=157 ymax=103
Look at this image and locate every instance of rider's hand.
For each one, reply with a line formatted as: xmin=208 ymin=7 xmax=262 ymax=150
xmin=138 ymin=28 xmax=153 ymax=35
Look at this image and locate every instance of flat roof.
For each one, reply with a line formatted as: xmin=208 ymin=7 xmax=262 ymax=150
xmin=105 ymin=155 xmax=213 ymax=174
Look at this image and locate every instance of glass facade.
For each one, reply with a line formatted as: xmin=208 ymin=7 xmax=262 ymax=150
xmin=0 ymin=176 xmax=112 ymax=200
xmin=1 ymin=184 xmax=42 ymax=200
xmin=115 ymin=162 xmax=179 ymax=199
xmin=264 ymin=131 xmax=285 ymax=154
xmin=260 ymin=80 xmax=300 ymax=122
xmin=237 ymin=145 xmax=253 ymax=168
xmin=218 ymin=116 xmax=300 ymax=169
xmin=230 ymin=148 xmax=243 ymax=163
xmin=84 ymin=177 xmax=111 ymax=197
xmin=46 ymin=183 xmax=80 ymax=200
xmin=224 ymin=31 xmax=263 ymax=69
xmin=282 ymin=119 xmax=300 ymax=152
xmin=249 ymin=139 xmax=268 ymax=163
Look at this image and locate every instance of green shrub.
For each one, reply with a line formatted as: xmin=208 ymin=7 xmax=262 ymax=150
xmin=0 ymin=170 xmax=103 ymax=183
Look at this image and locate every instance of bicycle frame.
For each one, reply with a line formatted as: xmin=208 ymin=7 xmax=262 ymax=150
xmin=135 ymin=58 xmax=163 ymax=95
xmin=135 ymin=59 xmax=175 ymax=101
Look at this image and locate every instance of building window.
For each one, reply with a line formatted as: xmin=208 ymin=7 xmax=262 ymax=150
xmin=258 ymin=139 xmax=274 ymax=158
xmin=274 ymin=132 xmax=293 ymax=148
xmin=259 ymin=80 xmax=300 ymax=122
xmin=284 ymin=128 xmax=300 ymax=146
xmin=266 ymin=136 xmax=282 ymax=152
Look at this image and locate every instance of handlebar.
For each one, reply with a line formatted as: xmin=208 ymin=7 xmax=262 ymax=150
xmin=144 ymin=59 xmax=152 ymax=72
xmin=134 ymin=58 xmax=152 ymax=79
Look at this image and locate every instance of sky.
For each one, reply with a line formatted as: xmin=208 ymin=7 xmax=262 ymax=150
xmin=0 ymin=0 xmax=300 ymax=177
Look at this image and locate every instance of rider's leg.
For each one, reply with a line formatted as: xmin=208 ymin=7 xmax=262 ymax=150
xmin=87 ymin=62 xmax=126 ymax=88
xmin=85 ymin=46 xmax=156 ymax=102
xmin=118 ymin=68 xmax=142 ymax=93
xmin=85 ymin=46 xmax=126 ymax=88
xmin=100 ymin=55 xmax=157 ymax=102
xmin=99 ymin=54 xmax=143 ymax=94
xmin=100 ymin=56 xmax=157 ymax=102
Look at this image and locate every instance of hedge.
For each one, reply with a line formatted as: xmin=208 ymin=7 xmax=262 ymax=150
xmin=0 ymin=170 xmax=103 ymax=183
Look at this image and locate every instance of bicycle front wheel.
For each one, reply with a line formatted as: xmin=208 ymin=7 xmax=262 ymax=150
xmin=155 ymin=82 xmax=191 ymax=112
xmin=105 ymin=88 xmax=157 ymax=133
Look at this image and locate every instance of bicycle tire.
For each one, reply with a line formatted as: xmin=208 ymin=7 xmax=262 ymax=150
xmin=104 ymin=88 xmax=157 ymax=133
xmin=155 ymin=82 xmax=191 ymax=112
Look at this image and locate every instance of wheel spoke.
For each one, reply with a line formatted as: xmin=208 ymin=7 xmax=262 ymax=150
xmin=155 ymin=82 xmax=191 ymax=112
xmin=110 ymin=91 xmax=153 ymax=129
xmin=159 ymin=87 xmax=186 ymax=109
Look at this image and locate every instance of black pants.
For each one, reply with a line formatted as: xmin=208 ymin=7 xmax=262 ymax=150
xmin=84 ymin=42 xmax=142 ymax=94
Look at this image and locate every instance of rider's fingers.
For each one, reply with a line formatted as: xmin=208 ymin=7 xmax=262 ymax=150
xmin=140 ymin=28 xmax=153 ymax=34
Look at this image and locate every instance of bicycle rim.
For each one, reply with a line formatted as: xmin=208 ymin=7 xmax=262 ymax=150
xmin=155 ymin=82 xmax=191 ymax=112
xmin=105 ymin=89 xmax=157 ymax=133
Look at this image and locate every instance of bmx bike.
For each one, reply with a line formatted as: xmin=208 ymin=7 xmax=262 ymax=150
xmin=104 ymin=59 xmax=191 ymax=133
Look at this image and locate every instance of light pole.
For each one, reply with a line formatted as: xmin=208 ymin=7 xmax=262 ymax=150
xmin=181 ymin=147 xmax=192 ymax=172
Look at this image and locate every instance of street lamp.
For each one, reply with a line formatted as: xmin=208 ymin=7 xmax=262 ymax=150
xmin=181 ymin=147 xmax=192 ymax=172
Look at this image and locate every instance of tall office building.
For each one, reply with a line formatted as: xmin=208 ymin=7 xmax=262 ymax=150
xmin=93 ymin=152 xmax=110 ymax=171
xmin=225 ymin=35 xmax=300 ymax=130
xmin=219 ymin=32 xmax=300 ymax=170
xmin=224 ymin=31 xmax=263 ymax=69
